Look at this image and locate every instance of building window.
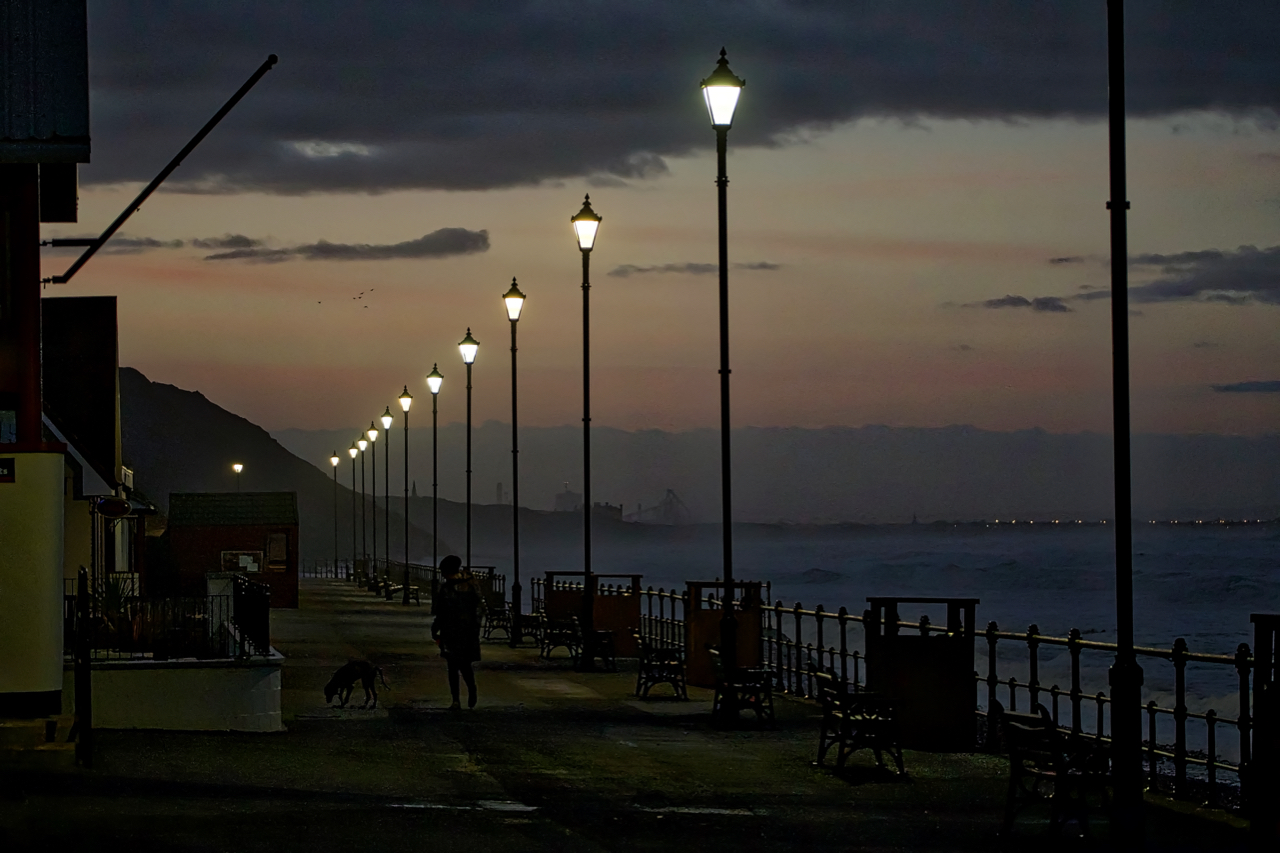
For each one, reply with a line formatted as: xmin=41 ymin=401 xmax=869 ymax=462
xmin=267 ymin=533 xmax=288 ymax=572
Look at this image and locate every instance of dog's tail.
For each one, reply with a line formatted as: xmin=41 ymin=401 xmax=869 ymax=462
xmin=376 ymin=666 xmax=390 ymax=689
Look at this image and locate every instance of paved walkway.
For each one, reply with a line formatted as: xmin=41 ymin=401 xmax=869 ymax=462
xmin=1 ymin=579 xmax=1252 ymax=851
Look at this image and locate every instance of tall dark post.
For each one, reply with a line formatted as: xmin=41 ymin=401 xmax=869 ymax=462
xmin=369 ymin=426 xmax=377 ymax=575
xmin=360 ymin=442 xmax=367 ymax=569
xmin=1106 ymin=0 xmax=1144 ymax=844
xmin=460 ymin=330 xmax=478 ymax=571
xmin=400 ymin=390 xmax=412 ymax=604
xmin=714 ymin=121 xmax=738 ymax=677
xmin=383 ymin=415 xmax=390 ymax=572
xmin=431 ymin=370 xmax=441 ymax=570
xmin=504 ymin=280 xmax=527 ymax=644
xmin=350 ymin=447 xmax=358 ymax=577
xmin=331 ymin=454 xmax=339 ymax=573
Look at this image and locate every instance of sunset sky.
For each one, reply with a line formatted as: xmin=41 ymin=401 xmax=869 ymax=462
xmin=43 ymin=2 xmax=1280 ymax=438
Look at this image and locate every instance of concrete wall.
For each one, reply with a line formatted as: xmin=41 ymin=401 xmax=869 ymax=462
xmin=62 ymin=654 xmax=283 ymax=732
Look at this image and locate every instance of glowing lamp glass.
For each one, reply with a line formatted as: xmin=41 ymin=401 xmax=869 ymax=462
xmin=367 ymin=423 xmax=378 ymax=442
xmin=232 ymin=463 xmax=243 ymax=474
xmin=702 ymin=85 xmax=741 ymax=127
xmin=399 ymin=387 xmax=413 ymax=412
xmin=503 ymin=279 xmax=526 ymax=322
xmin=357 ymin=439 xmax=368 ymax=452
xmin=330 ymin=453 xmax=340 ymax=467
xmin=459 ymin=329 xmax=479 ymax=365
xmin=348 ymin=445 xmax=358 ymax=459
xmin=381 ymin=407 xmax=393 ymax=430
xmin=427 ymin=365 xmax=443 ymax=395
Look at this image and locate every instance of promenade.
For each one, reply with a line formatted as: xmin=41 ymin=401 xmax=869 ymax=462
xmin=1 ymin=578 xmax=1250 ymax=851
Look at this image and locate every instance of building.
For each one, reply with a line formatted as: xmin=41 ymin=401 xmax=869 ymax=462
xmin=166 ymin=492 xmax=300 ymax=608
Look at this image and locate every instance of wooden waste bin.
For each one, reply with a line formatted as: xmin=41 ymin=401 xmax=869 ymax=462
xmin=684 ymin=581 xmax=763 ymax=688
xmin=543 ymin=572 xmax=642 ymax=657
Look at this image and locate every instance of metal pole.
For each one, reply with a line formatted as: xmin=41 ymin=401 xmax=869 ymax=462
xmin=1106 ymin=0 xmax=1144 ymax=844
xmin=510 ymin=318 xmax=522 ymax=644
xmin=466 ymin=361 xmax=473 ymax=571
xmin=332 ymin=460 xmax=338 ymax=574
xmin=433 ymin=391 xmax=439 ymax=570
xmin=360 ymin=448 xmax=367 ymax=570
xmin=351 ymin=454 xmax=357 ymax=578
xmin=716 ymin=124 xmax=738 ymax=678
xmin=402 ymin=409 xmax=411 ymax=604
xmin=370 ymin=434 xmax=377 ymax=576
xmin=384 ymin=423 xmax=390 ymax=573
xmin=580 ymin=247 xmax=597 ymax=665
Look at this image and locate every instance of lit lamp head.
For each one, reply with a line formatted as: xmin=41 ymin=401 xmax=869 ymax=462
xmin=330 ymin=452 xmax=340 ymax=468
xmin=571 ymin=194 xmax=601 ymax=252
xmin=503 ymin=278 xmax=526 ymax=322
xmin=232 ymin=463 xmax=243 ymax=474
xmin=381 ymin=407 xmax=393 ymax=430
xmin=700 ymin=47 xmax=745 ymax=128
xmin=357 ymin=438 xmax=368 ymax=452
xmin=427 ymin=365 xmax=443 ymax=395
xmin=399 ymin=386 xmax=413 ymax=413
xmin=367 ymin=422 xmax=378 ymax=442
xmin=459 ymin=329 xmax=479 ymax=365
xmin=348 ymin=443 xmax=358 ymax=459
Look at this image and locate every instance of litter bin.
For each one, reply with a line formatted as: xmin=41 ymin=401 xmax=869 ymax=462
xmin=864 ymin=596 xmax=979 ymax=751
xmin=1247 ymin=613 xmax=1280 ymax=844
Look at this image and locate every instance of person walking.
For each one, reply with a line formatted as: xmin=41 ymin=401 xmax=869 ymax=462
xmin=431 ymin=554 xmax=484 ymax=709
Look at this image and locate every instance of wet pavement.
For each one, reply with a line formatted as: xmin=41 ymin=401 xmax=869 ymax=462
xmin=0 ymin=578 xmax=1252 ymax=851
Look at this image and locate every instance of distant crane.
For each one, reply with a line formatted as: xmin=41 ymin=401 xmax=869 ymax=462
xmin=625 ymin=489 xmax=691 ymax=525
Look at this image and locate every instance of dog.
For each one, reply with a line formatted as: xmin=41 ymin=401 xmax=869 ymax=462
xmin=323 ymin=660 xmax=389 ymax=709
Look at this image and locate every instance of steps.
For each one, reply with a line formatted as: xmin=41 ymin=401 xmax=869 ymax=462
xmin=0 ymin=714 xmax=77 ymax=773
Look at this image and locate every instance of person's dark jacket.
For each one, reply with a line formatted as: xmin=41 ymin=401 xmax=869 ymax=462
xmin=431 ymin=575 xmax=485 ymax=662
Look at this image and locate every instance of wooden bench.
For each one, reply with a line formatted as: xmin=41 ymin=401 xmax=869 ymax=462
xmin=810 ymin=664 xmax=904 ymax=774
xmin=708 ymin=647 xmax=774 ymax=726
xmin=996 ymin=702 xmax=1110 ymax=839
xmin=482 ymin=593 xmax=511 ymax=640
xmin=382 ymin=583 xmax=421 ymax=605
xmin=633 ymin=632 xmax=687 ymax=699
xmin=539 ymin=615 xmax=582 ymax=662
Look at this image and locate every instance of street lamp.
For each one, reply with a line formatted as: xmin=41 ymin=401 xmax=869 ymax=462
xmin=701 ymin=48 xmax=745 ymax=685
xmin=503 ymin=278 xmax=526 ymax=642
xmin=382 ymin=406 xmax=393 ymax=573
xmin=330 ymin=452 xmax=340 ymax=574
xmin=357 ymin=436 xmax=368 ymax=574
xmin=367 ymin=422 xmax=379 ymax=576
xmin=348 ymin=443 xmax=359 ymax=578
xmin=459 ymin=329 xmax=479 ymax=571
xmin=427 ymin=365 xmax=443 ymax=571
xmin=572 ymin=194 xmax=602 ymax=667
xmin=232 ymin=462 xmax=243 ymax=492
xmin=396 ymin=391 xmax=412 ymax=604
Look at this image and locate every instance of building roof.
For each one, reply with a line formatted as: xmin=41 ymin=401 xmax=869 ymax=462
xmin=168 ymin=492 xmax=298 ymax=527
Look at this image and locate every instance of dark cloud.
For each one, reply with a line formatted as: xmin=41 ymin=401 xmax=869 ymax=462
xmin=190 ymin=234 xmax=263 ymax=250
xmin=1191 ymin=340 xmax=1220 ymax=349
xmin=1129 ymin=245 xmax=1280 ymax=304
xmin=976 ymin=294 xmax=1072 ymax=312
xmin=607 ymin=261 xmax=781 ymax=278
xmin=1049 ymin=256 xmax=1086 ymax=264
xmin=201 ymin=228 xmax=489 ymax=263
xmin=1210 ymin=380 xmax=1280 ymax=393
xmin=79 ymin=2 xmax=1280 ymax=195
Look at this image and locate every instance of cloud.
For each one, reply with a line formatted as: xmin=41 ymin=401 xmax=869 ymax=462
xmin=1191 ymin=340 xmax=1219 ymax=349
xmin=201 ymin=228 xmax=490 ymax=263
xmin=1129 ymin=245 xmax=1280 ymax=304
xmin=190 ymin=234 xmax=264 ymax=250
xmin=975 ymin=294 xmax=1072 ymax=312
xmin=608 ymin=261 xmax=781 ymax=278
xmin=1049 ymin=256 xmax=1086 ymax=265
xmin=1210 ymin=380 xmax=1280 ymax=393
xmin=78 ymin=2 xmax=1280 ymax=194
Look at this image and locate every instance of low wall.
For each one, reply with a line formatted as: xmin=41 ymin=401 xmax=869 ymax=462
xmin=63 ymin=652 xmax=284 ymax=732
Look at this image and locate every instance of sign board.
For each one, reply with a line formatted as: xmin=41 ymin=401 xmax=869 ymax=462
xmin=0 ymin=457 xmax=14 ymax=483
xmin=221 ymin=550 xmax=263 ymax=573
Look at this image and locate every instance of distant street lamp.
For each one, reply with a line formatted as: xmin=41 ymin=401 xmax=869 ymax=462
xmin=348 ymin=444 xmax=359 ymax=578
xmin=398 ymin=388 xmax=413 ymax=603
xmin=382 ymin=406 xmax=393 ymax=572
xmin=572 ymin=194 xmax=601 ymax=667
xmin=357 ymin=436 xmax=369 ymax=572
xmin=367 ymin=421 xmax=379 ymax=574
xmin=459 ymin=329 xmax=479 ymax=570
xmin=701 ymin=47 xmax=745 ymax=681
xmin=503 ymin=278 xmax=526 ymax=642
xmin=427 ymin=365 xmax=444 ymax=570
xmin=232 ymin=462 xmax=243 ymax=492
xmin=330 ymin=452 xmax=340 ymax=574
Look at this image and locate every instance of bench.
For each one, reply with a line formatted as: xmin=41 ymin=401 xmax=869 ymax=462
xmin=539 ymin=615 xmax=583 ymax=662
xmin=482 ymin=594 xmax=511 ymax=640
xmin=996 ymin=702 xmax=1110 ymax=839
xmin=383 ymin=583 xmax=421 ymax=605
xmin=810 ymin=664 xmax=903 ymax=774
xmin=633 ymin=631 xmax=687 ymax=699
xmin=708 ymin=647 xmax=774 ymax=726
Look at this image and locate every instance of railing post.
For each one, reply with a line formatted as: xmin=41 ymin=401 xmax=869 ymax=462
xmin=1146 ymin=700 xmax=1160 ymax=790
xmin=74 ymin=567 xmax=93 ymax=768
xmin=1049 ymin=685 xmax=1061 ymax=726
xmin=1027 ymin=624 xmax=1040 ymax=710
xmin=837 ymin=606 xmax=849 ymax=689
xmin=1172 ymin=637 xmax=1188 ymax=795
xmin=986 ymin=621 xmax=999 ymax=716
xmin=1096 ymin=692 xmax=1107 ymax=740
xmin=775 ymin=600 xmax=785 ymax=692
xmin=1205 ymin=709 xmax=1219 ymax=807
xmin=1009 ymin=676 xmax=1019 ymax=713
xmin=1235 ymin=642 xmax=1252 ymax=769
xmin=793 ymin=602 xmax=803 ymax=695
xmin=1068 ymin=627 xmax=1083 ymax=734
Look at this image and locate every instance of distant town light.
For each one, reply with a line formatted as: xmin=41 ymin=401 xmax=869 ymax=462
xmin=381 ymin=407 xmax=393 ymax=430
xmin=571 ymin=195 xmax=601 ymax=252
xmin=427 ymin=364 xmax=443 ymax=395
xmin=459 ymin=328 xmax=479 ymax=365
xmin=399 ymin=386 xmax=413 ymax=413
xmin=504 ymin=278 xmax=527 ymax=322
xmin=700 ymin=48 xmax=745 ymax=128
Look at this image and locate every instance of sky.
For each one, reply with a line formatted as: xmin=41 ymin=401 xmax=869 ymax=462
xmin=42 ymin=1 xmax=1280 ymax=439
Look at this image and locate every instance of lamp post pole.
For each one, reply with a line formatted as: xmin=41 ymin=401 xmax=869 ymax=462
xmin=571 ymin=196 xmax=602 ymax=669
xmin=349 ymin=444 xmax=358 ymax=578
xmin=428 ymin=366 xmax=443 ymax=571
xmin=233 ymin=463 xmax=243 ymax=492
xmin=382 ymin=408 xmax=393 ymax=574
xmin=1106 ymin=1 xmax=1143 ymax=844
xmin=459 ymin=331 xmax=479 ymax=571
xmin=358 ymin=437 xmax=368 ymax=574
xmin=330 ymin=453 xmax=340 ymax=575
xmin=368 ymin=423 xmax=378 ymax=577
xmin=503 ymin=279 xmax=527 ymax=644
xmin=702 ymin=48 xmax=745 ymax=682
xmin=399 ymin=391 xmax=412 ymax=603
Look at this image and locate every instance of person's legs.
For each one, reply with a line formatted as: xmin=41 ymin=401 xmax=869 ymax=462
xmin=460 ymin=661 xmax=477 ymax=707
xmin=446 ymin=658 xmax=462 ymax=709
